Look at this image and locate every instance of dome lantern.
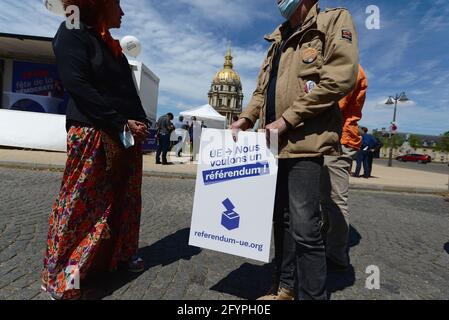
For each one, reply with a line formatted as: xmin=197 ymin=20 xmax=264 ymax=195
xmin=213 ymin=46 xmax=241 ymax=85
xmin=223 ymin=47 xmax=233 ymax=69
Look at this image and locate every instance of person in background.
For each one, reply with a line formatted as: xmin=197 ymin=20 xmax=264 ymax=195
xmin=188 ymin=116 xmax=197 ymax=137
xmin=155 ymin=112 xmax=174 ymax=165
xmin=43 ymin=0 xmax=148 ymax=300
xmin=174 ymin=115 xmax=186 ymax=130
xmin=188 ymin=116 xmax=197 ymax=161
xmin=353 ymin=127 xmax=377 ymax=178
xmin=369 ymin=134 xmax=383 ymax=176
xmin=320 ymin=65 xmax=367 ymax=273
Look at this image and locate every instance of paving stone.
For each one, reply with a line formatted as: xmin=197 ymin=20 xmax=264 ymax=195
xmin=0 ymin=168 xmax=448 ymax=300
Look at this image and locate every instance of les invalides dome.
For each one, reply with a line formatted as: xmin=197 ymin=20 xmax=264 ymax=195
xmin=208 ymin=47 xmax=244 ymax=126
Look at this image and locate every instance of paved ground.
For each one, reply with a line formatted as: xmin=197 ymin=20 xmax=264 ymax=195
xmin=0 ymin=167 xmax=448 ymax=300
xmin=375 ymin=159 xmax=449 ymax=175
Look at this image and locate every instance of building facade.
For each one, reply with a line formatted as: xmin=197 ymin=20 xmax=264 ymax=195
xmin=208 ymin=48 xmax=243 ymax=126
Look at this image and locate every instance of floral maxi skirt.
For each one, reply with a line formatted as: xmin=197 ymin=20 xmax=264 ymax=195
xmin=42 ymin=126 xmax=143 ymax=299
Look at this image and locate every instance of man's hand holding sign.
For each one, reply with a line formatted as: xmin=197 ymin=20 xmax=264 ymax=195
xmin=189 ymin=129 xmax=278 ymax=263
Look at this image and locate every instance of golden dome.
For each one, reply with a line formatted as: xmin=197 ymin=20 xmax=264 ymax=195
xmin=213 ymin=48 xmax=241 ymax=85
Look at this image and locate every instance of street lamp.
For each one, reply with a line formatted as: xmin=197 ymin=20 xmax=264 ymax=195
xmin=385 ymin=92 xmax=409 ymax=167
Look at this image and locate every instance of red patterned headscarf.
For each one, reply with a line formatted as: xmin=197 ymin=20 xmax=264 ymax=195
xmin=63 ymin=0 xmax=123 ymax=58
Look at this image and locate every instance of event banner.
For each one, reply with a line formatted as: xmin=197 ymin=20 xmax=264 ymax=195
xmin=12 ymin=61 xmax=62 ymax=96
xmin=189 ymin=129 xmax=278 ymax=263
xmin=142 ymin=129 xmax=159 ymax=153
xmin=10 ymin=61 xmax=68 ymax=114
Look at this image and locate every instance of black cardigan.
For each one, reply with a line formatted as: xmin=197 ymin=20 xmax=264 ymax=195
xmin=52 ymin=22 xmax=147 ymax=131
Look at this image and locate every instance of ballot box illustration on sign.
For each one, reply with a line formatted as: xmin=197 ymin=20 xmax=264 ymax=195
xmin=189 ymin=129 xmax=278 ymax=263
xmin=221 ymin=198 xmax=240 ymax=231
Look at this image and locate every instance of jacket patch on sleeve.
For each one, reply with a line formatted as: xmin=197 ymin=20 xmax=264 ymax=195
xmin=341 ymin=29 xmax=353 ymax=42
xmin=302 ymin=47 xmax=318 ymax=64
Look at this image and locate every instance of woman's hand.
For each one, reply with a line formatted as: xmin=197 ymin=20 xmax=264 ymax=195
xmin=128 ymin=120 xmax=149 ymax=143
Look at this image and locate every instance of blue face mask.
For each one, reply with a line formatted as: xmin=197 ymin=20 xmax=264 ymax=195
xmin=277 ymin=0 xmax=302 ymax=20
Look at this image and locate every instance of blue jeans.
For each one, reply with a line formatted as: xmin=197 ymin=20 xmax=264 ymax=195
xmin=273 ymin=158 xmax=327 ymax=300
xmin=354 ymin=150 xmax=370 ymax=177
xmin=156 ymin=134 xmax=170 ymax=163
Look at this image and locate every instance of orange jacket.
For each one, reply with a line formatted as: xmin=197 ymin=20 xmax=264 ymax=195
xmin=339 ymin=65 xmax=368 ymax=150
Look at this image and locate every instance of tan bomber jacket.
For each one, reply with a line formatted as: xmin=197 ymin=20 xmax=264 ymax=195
xmin=240 ymin=3 xmax=359 ymax=158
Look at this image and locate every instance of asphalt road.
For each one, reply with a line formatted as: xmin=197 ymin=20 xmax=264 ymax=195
xmin=375 ymin=158 xmax=449 ymax=175
xmin=0 ymin=167 xmax=448 ymax=300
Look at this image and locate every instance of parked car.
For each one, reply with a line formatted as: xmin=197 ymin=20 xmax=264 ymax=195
xmin=396 ymin=154 xmax=432 ymax=164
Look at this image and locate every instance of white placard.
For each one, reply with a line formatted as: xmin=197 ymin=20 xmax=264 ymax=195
xmin=189 ymin=129 xmax=278 ymax=262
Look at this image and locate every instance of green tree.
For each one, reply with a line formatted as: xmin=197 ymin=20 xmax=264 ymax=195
xmin=408 ymin=134 xmax=423 ymax=149
xmin=390 ymin=134 xmax=405 ymax=149
xmin=372 ymin=130 xmax=390 ymax=148
xmin=371 ymin=131 xmax=403 ymax=149
xmin=435 ymin=132 xmax=449 ymax=152
xmin=372 ymin=130 xmax=383 ymax=141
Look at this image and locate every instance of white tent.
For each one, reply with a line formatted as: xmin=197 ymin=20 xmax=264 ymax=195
xmin=180 ymin=104 xmax=226 ymax=129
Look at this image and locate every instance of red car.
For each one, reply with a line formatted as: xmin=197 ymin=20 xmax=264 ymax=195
xmin=396 ymin=154 xmax=432 ymax=164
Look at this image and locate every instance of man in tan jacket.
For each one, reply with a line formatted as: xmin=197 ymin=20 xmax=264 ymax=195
xmin=232 ymin=0 xmax=359 ymax=300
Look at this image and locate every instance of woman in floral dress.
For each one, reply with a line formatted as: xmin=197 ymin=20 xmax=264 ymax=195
xmin=42 ymin=0 xmax=149 ymax=300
